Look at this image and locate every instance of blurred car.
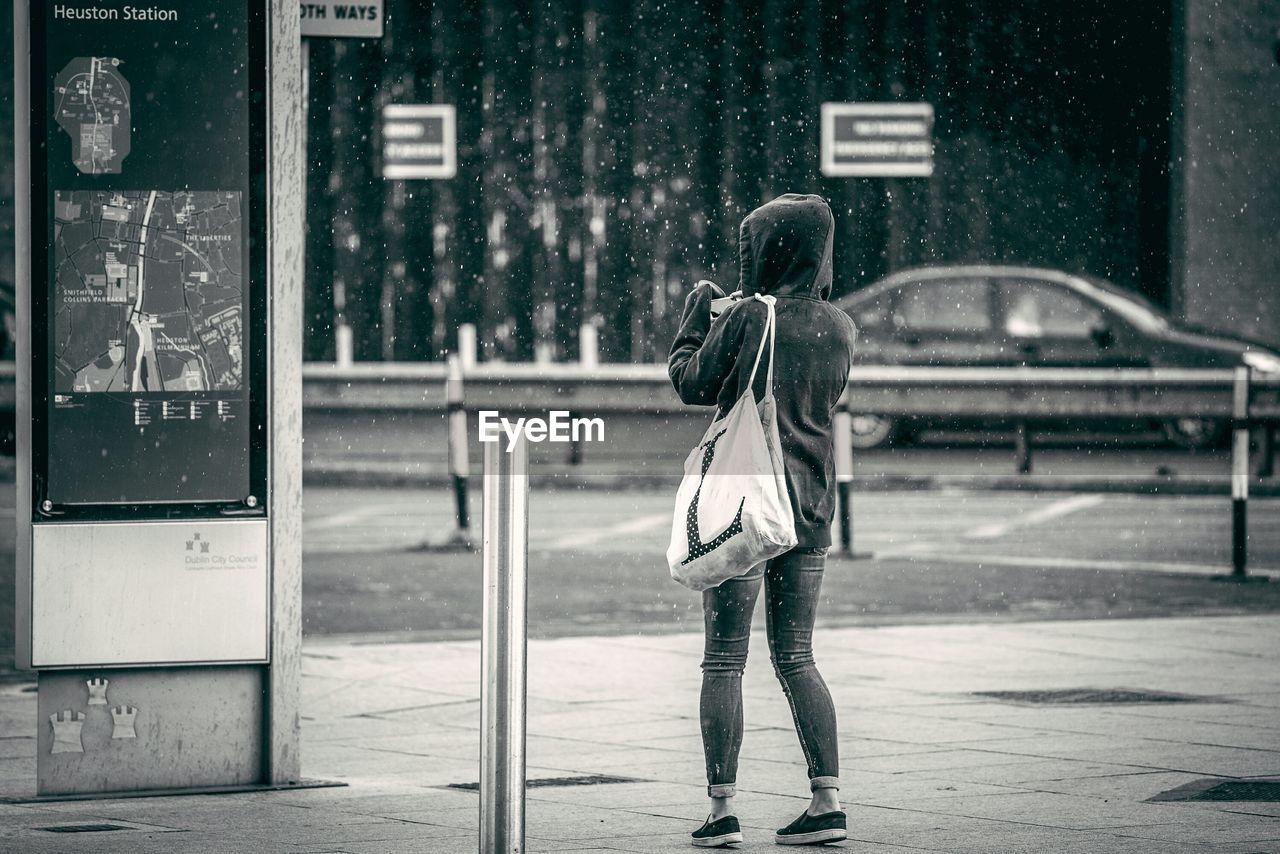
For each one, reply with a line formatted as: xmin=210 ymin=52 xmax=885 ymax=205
xmin=833 ymin=265 xmax=1280 ymax=449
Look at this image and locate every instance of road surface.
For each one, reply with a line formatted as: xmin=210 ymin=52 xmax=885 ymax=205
xmin=301 ymin=486 xmax=1280 ymax=638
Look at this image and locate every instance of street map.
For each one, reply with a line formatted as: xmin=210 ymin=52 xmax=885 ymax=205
xmin=53 ymin=190 xmax=245 ymax=394
xmin=54 ymin=56 xmax=132 ymax=174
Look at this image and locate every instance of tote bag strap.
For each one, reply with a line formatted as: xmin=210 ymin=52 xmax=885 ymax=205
xmin=746 ymin=294 xmax=777 ymax=400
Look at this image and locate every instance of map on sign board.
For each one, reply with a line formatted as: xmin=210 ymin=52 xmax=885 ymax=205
xmin=54 ymin=57 xmax=132 ymax=175
xmin=53 ymin=190 xmax=245 ymax=394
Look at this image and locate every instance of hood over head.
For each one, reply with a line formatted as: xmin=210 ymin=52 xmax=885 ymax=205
xmin=738 ymin=193 xmax=834 ymax=300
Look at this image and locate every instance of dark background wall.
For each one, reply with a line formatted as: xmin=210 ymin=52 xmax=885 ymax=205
xmin=302 ymin=0 xmax=1178 ymax=363
xmin=2 ymin=1 xmax=1274 ymax=362
xmin=1174 ymin=0 xmax=1280 ymax=347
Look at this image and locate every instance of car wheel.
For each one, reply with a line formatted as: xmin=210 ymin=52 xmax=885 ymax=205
xmin=849 ymin=414 xmax=897 ymax=449
xmin=1163 ymin=417 xmax=1226 ymax=450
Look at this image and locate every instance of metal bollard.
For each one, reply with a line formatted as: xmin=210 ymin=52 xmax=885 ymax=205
xmin=1230 ymin=367 xmax=1250 ymax=579
xmin=1013 ymin=421 xmax=1032 ymax=475
xmin=480 ymin=436 xmax=529 ymax=854
xmin=414 ymin=355 xmax=474 ymax=552
xmin=448 ymin=355 xmax=472 ymax=543
xmin=832 ymin=390 xmax=871 ymax=559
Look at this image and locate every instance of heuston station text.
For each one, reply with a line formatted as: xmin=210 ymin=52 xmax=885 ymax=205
xmin=52 ymin=4 xmax=179 ymax=21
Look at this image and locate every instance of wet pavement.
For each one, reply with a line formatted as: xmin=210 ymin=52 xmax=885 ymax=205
xmin=2 ymin=615 xmax=1279 ymax=852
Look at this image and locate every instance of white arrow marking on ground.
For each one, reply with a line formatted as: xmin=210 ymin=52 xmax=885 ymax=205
xmin=552 ymin=512 xmax=670 ymax=550
xmin=964 ymin=493 xmax=1105 ymax=540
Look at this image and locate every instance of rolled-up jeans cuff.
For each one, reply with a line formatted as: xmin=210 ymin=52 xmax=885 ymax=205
xmin=707 ymin=782 xmax=736 ymax=798
xmin=809 ymin=776 xmax=839 ymax=792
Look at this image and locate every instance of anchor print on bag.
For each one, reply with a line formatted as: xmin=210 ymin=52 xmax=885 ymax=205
xmin=682 ymin=428 xmax=746 ymax=565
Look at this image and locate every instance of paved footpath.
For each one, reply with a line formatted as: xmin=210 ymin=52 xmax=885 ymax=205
xmin=2 ymin=616 xmax=1280 ymax=853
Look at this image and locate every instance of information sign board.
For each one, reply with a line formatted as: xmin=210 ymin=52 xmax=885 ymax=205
xmin=821 ymin=102 xmax=935 ymax=177
xmin=382 ymin=104 xmax=457 ymax=179
xmin=32 ymin=1 xmax=268 ymax=512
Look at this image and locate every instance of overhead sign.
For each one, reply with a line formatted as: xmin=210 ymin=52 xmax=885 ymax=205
xmin=382 ymin=104 xmax=457 ymax=179
xmin=821 ymin=102 xmax=935 ymax=177
xmin=300 ymin=1 xmax=384 ymax=39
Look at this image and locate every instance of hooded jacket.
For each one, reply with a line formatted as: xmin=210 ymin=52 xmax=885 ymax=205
xmin=668 ymin=194 xmax=857 ymax=548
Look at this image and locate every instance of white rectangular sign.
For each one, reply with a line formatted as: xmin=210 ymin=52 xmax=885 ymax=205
xmin=821 ymin=102 xmax=935 ymax=177
xmin=31 ymin=520 xmax=269 ymax=667
xmin=301 ymin=1 xmax=384 ymax=39
xmin=382 ymin=104 xmax=457 ymax=179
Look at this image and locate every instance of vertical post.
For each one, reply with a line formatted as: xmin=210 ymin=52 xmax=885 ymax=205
xmin=267 ymin=0 xmax=305 ymax=784
xmin=415 ymin=355 xmax=475 ymax=553
xmin=481 ymin=436 xmax=529 ymax=854
xmin=14 ymin=0 xmax=32 ymax=670
xmin=1255 ymin=424 xmax=1275 ymax=480
xmin=1231 ymin=367 xmax=1250 ymax=578
xmin=459 ymin=322 xmax=479 ymax=370
xmin=335 ymin=321 xmax=354 ymax=367
xmin=1014 ymin=421 xmax=1032 ymax=475
xmin=300 ymin=37 xmax=309 ymax=242
xmin=579 ymin=322 xmax=599 ymax=368
xmin=832 ymin=389 xmax=870 ymax=559
xmin=448 ymin=355 xmax=472 ymax=542
xmin=833 ymin=390 xmax=854 ymax=554
xmin=568 ymin=324 xmax=595 ymax=466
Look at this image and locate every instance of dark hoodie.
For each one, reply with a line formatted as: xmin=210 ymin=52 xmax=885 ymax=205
xmin=669 ymin=194 xmax=857 ymax=548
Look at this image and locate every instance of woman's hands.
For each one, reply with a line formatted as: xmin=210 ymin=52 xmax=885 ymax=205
xmin=688 ymin=279 xmax=725 ymax=321
xmin=677 ymin=280 xmax=724 ymax=342
xmin=669 ymin=279 xmax=739 ymax=406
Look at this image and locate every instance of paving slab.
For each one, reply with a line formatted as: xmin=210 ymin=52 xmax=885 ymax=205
xmin=1 ymin=615 xmax=1279 ymax=852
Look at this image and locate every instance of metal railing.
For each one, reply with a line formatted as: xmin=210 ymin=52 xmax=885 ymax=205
xmin=297 ymin=362 xmax=1280 ymax=419
xmin=8 ymin=362 xmax=1278 ymax=475
xmin=6 ymin=360 xmax=1273 ymax=423
xmin=294 ymin=362 xmax=1280 ymax=475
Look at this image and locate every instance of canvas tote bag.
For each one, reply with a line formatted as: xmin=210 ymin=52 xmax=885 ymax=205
xmin=668 ymin=294 xmax=797 ymax=590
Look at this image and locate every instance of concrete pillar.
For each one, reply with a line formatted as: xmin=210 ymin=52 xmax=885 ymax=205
xmin=266 ymin=0 xmax=305 ymax=786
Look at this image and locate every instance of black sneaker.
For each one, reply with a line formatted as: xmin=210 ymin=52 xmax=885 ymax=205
xmin=692 ymin=814 xmax=743 ymax=847
xmin=773 ymin=810 xmax=846 ymax=845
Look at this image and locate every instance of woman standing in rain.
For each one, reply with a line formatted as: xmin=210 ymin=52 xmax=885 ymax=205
xmin=669 ymin=194 xmax=858 ymax=847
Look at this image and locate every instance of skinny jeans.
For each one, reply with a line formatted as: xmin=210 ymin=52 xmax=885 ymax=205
xmin=700 ymin=546 xmax=839 ymax=797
